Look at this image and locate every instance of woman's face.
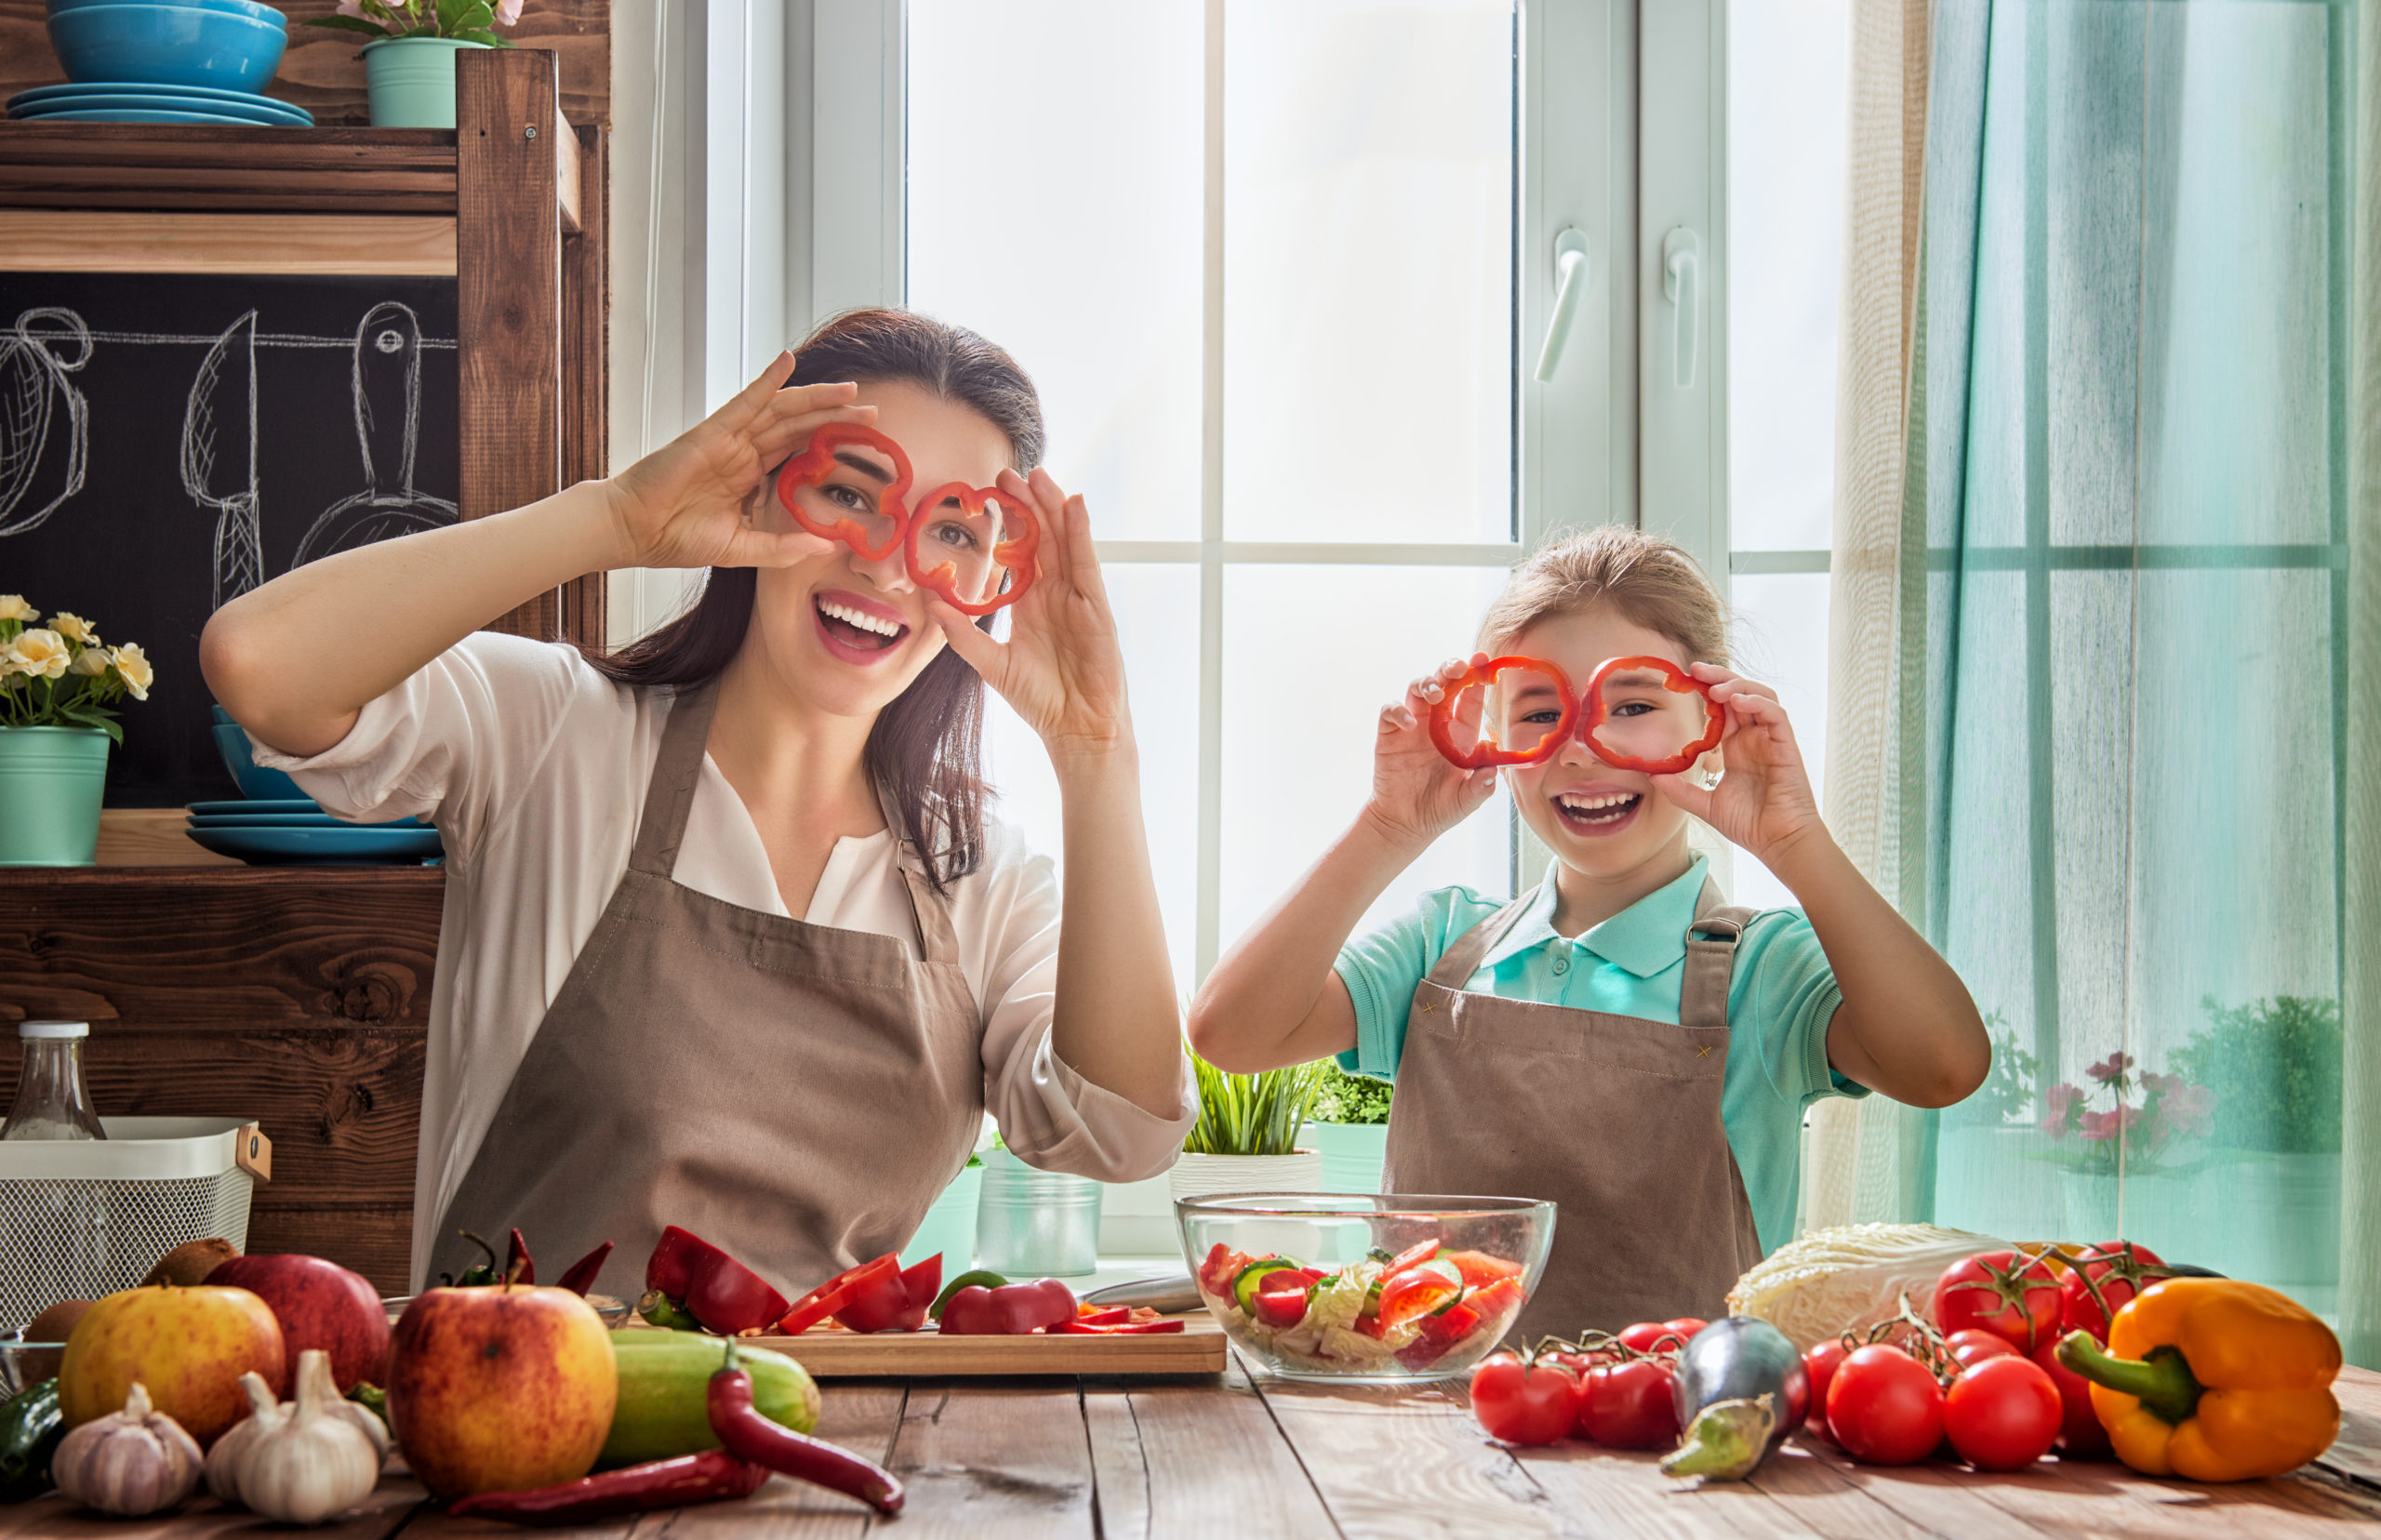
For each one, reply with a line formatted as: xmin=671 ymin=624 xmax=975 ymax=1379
xmin=744 ymin=378 xmax=1014 ymax=720
xmin=1500 ymin=605 xmax=1710 ymax=883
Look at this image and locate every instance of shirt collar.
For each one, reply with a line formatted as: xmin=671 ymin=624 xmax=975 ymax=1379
xmin=1480 ymin=856 xmax=1711 ymax=978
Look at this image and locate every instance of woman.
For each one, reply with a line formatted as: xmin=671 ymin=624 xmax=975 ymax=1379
xmin=203 ymin=310 xmax=1192 ymax=1295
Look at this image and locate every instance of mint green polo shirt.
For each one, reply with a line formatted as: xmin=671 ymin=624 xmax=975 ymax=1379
xmin=1334 ymin=856 xmax=1865 ymax=1255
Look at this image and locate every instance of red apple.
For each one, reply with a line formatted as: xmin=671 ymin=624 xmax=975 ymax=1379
xmin=60 ymin=1285 xmax=286 ymax=1446
xmin=206 ymin=1254 xmax=392 ymax=1394
xmin=386 ymin=1284 xmax=617 ymax=1498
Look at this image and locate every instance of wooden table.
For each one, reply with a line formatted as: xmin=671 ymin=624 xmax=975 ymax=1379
xmin=4 ymin=1360 xmax=2377 ymax=1539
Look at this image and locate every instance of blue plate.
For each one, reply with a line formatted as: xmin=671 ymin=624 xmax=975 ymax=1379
xmin=188 ymin=811 xmax=423 ymax=830
xmin=187 ymin=798 xmax=316 ymax=816
xmin=13 ymin=93 xmax=305 ymax=125
xmin=186 ymin=825 xmax=443 ymax=865
xmin=8 ymin=83 xmax=307 ymax=123
xmin=13 ymin=106 xmax=276 ymax=123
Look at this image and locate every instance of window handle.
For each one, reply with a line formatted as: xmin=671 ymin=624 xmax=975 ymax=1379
xmin=1663 ymin=227 xmax=1700 ymax=390
xmin=1532 ymin=228 xmax=1592 ymax=383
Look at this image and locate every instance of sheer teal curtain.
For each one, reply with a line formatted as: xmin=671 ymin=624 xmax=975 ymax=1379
xmin=1909 ymin=0 xmax=2362 ymax=1336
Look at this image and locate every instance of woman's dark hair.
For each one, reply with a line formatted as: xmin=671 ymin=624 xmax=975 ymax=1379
xmin=585 ymin=307 xmax=1044 ymax=891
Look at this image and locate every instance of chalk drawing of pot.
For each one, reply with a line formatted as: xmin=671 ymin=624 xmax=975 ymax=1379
xmin=0 ymin=308 xmax=92 ymax=538
xmin=293 ymin=300 xmax=458 ymax=566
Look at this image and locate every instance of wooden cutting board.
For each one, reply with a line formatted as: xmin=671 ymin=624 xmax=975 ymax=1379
xmin=743 ymin=1315 xmax=1228 ymax=1376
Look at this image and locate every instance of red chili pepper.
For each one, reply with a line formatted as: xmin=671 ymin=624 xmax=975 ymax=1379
xmin=1050 ymin=1319 xmax=1188 ymax=1335
xmin=710 ymin=1344 xmax=904 ymax=1515
xmin=773 ymin=424 xmax=915 ymax=562
xmin=555 ymin=1241 xmax=613 ymax=1297
xmin=939 ymin=1279 xmax=1077 ymax=1335
xmin=1427 ymin=655 xmax=1580 ymax=770
xmin=504 ymin=1228 xmax=536 ymax=1286
xmin=445 ymin=1450 xmax=767 ymax=1527
xmin=901 ymin=481 xmax=1040 ymax=617
xmin=639 ymin=1226 xmax=790 ymax=1335
xmin=778 ymin=1254 xmax=901 ymax=1335
xmin=1580 ymin=655 xmax=1722 ymax=775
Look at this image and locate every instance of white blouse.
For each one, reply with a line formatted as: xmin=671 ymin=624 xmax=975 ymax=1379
xmin=250 ymin=632 xmax=1194 ymax=1287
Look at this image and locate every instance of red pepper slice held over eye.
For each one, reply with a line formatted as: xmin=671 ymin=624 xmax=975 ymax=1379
xmin=774 ymin=424 xmax=915 ymax=562
xmin=904 ymin=481 xmax=1041 ymax=617
xmin=1426 ymin=655 xmax=1580 ymax=771
xmin=1580 ymin=655 xmax=1722 ymax=776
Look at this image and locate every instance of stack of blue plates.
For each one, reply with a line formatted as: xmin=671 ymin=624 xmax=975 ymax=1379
xmin=186 ymin=800 xmax=442 ymax=865
xmin=7 ymin=80 xmax=312 ymax=125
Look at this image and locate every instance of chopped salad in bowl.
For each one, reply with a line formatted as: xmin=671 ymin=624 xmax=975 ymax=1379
xmin=1177 ymin=1193 xmax=1554 ymax=1380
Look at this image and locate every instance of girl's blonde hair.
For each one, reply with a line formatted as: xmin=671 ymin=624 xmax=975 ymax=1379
xmin=1478 ymin=525 xmax=1728 ymax=666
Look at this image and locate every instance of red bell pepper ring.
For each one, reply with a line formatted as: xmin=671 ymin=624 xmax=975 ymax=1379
xmin=774 ymin=423 xmax=915 ymax=562
xmin=904 ymin=481 xmax=1040 ymax=617
xmin=833 ymin=1254 xmax=943 ymax=1334
xmin=1580 ymin=654 xmax=1723 ymax=775
xmin=640 ymin=1226 xmax=791 ymax=1336
xmin=939 ymin=1278 xmax=1077 ymax=1335
xmin=1051 ymin=1319 xmax=1188 ymax=1335
xmin=555 ymin=1241 xmax=613 ymax=1297
xmin=778 ymin=1253 xmax=901 ymax=1335
xmin=1427 ymin=655 xmax=1580 ymax=770
xmin=1075 ymin=1306 xmax=1132 ymax=1327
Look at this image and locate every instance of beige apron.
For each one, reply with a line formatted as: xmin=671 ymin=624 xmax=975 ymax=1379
xmin=427 ymin=681 xmax=984 ymax=1300
xmin=1381 ymin=881 xmax=1763 ymax=1340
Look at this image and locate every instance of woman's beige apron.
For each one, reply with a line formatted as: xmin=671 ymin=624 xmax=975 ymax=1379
xmin=1382 ymin=882 xmax=1763 ymax=1340
xmin=425 ymin=681 xmax=984 ymax=1300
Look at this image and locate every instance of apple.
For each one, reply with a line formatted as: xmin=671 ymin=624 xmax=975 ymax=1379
xmin=386 ymin=1284 xmax=617 ymax=1498
xmin=60 ymin=1285 xmax=286 ymax=1446
xmin=206 ymin=1254 xmax=392 ymax=1394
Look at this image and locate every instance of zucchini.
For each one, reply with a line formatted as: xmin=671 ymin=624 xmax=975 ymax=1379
xmin=0 ymin=1379 xmax=62 ymax=1503
xmin=601 ymin=1333 xmax=820 ymax=1467
xmin=1230 ymin=1260 xmax=1302 ymax=1313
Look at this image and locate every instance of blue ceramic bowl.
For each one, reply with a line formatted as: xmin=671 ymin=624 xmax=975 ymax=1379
xmin=46 ymin=3 xmax=286 ymax=92
xmin=212 ymin=721 xmax=307 ymax=802
xmin=45 ymin=0 xmax=286 ymax=26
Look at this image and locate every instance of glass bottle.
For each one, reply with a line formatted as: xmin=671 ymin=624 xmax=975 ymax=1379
xmin=3 ymin=1020 xmax=107 ymax=1141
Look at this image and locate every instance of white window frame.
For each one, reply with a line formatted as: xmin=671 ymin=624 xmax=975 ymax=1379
xmin=666 ymin=0 xmax=1729 ymax=976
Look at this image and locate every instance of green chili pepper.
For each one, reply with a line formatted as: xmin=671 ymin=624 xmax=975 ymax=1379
xmin=0 ymin=1378 xmax=64 ymax=1503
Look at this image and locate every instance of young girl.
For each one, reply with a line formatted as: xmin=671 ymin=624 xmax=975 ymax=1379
xmin=1187 ymin=527 xmax=1987 ymax=1337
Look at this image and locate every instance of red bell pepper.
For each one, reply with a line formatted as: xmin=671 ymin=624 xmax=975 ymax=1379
xmin=1427 ymin=656 xmax=1580 ymax=770
xmin=903 ymin=481 xmax=1041 ymax=617
xmin=939 ymin=1278 xmax=1077 ymax=1335
xmin=555 ymin=1241 xmax=613 ymax=1297
xmin=639 ymin=1226 xmax=790 ymax=1336
xmin=1050 ymin=1319 xmax=1187 ymax=1335
xmin=773 ymin=424 xmax=915 ymax=562
xmin=778 ymin=1253 xmax=900 ymax=1335
xmin=833 ymin=1254 xmax=943 ymax=1334
xmin=1074 ymin=1306 xmax=1132 ymax=1327
xmin=1394 ymin=1300 xmax=1483 ymax=1370
xmin=1581 ymin=655 xmax=1722 ymax=775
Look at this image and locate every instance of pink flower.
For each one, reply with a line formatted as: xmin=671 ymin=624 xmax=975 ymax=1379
xmin=2038 ymin=1082 xmax=2087 ymax=1137
xmin=2086 ymin=1053 xmax=2135 ymax=1084
xmin=494 ymin=0 xmax=523 ymax=26
xmin=2161 ymin=1084 xmax=2215 ymax=1138
xmin=2140 ymin=1070 xmax=2180 ymax=1096
xmin=2079 ymin=1106 xmax=2140 ymax=1142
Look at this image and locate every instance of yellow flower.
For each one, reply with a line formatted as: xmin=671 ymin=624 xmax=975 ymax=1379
xmin=68 ymin=647 xmax=110 ymax=676
xmin=0 ymin=595 xmax=37 ymax=624
xmin=51 ymin=613 xmax=98 ymax=645
xmin=7 ymin=630 xmax=70 ymax=681
xmin=110 ymin=643 xmax=153 ymax=701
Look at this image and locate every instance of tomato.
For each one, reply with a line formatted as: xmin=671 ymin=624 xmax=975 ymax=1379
xmin=1383 ymin=1239 xmax=1442 ymax=1276
xmin=2030 ymin=1337 xmax=2112 ymax=1459
xmin=2057 ymin=1241 xmax=2169 ymax=1343
xmin=1946 ymin=1329 xmax=2020 ymax=1369
xmin=1616 ymin=1321 xmax=1691 ymax=1355
xmin=1197 ymin=1243 xmax=1257 ymax=1300
xmin=1250 ymin=1278 xmax=1311 ymax=1329
xmin=1393 ymin=1300 xmax=1483 ymax=1371
xmin=1825 ymin=1345 xmax=1944 ymax=1466
xmin=1466 ymin=1277 xmax=1527 ymax=1331
xmin=1661 ymin=1317 xmax=1709 ymax=1341
xmin=1376 ymin=1263 xmax=1464 ymax=1332
xmin=1577 ymin=1359 xmax=1679 ymax=1450
xmin=1801 ymin=1339 xmax=1849 ymax=1442
xmin=1943 ymin=1355 xmax=2061 ymax=1471
xmin=1438 ymin=1250 xmax=1523 ymax=1290
xmin=1469 ymin=1353 xmax=1578 ymax=1446
xmin=1931 ymin=1250 xmax=2065 ymax=1354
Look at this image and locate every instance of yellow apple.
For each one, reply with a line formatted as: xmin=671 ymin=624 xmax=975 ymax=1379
xmin=60 ymin=1285 xmax=286 ymax=1445
xmin=386 ymin=1284 xmax=618 ymax=1498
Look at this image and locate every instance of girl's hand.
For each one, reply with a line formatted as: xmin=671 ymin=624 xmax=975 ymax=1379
xmin=1647 ymin=664 xmax=1825 ymax=861
xmin=1360 ymin=656 xmax=1499 ymax=850
xmin=601 ymin=352 xmax=876 ymax=571
xmin=927 ymin=468 xmax=1131 ymax=763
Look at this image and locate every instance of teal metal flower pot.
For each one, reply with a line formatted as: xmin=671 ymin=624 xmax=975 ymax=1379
xmin=902 ymin=1162 xmax=982 ymax=1270
xmin=0 ymin=726 xmax=109 ymax=866
xmin=363 ymin=36 xmax=492 ymax=129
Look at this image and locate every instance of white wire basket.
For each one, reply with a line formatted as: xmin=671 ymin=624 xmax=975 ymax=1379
xmin=0 ymin=1118 xmax=271 ymax=1333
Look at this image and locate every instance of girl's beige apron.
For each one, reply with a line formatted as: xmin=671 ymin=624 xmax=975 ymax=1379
xmin=1382 ymin=883 xmax=1763 ymax=1339
xmin=425 ymin=682 xmax=984 ymax=1299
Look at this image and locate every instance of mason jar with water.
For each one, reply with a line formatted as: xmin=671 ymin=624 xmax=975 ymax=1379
xmin=973 ymin=1146 xmax=1102 ymax=1277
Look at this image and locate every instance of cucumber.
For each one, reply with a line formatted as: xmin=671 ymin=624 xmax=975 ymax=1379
xmin=1230 ymin=1259 xmax=1302 ymax=1314
xmin=600 ymin=1332 xmax=821 ymax=1467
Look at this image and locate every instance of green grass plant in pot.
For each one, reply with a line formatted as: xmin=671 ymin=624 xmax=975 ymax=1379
xmin=0 ymin=597 xmax=153 ymax=867
xmin=309 ymin=0 xmax=521 ymax=129
xmin=1169 ymin=1050 xmax=1326 ymax=1204
xmin=1309 ymin=1061 xmax=1392 ymax=1193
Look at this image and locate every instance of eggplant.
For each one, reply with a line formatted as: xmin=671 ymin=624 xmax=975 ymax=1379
xmin=1658 ymin=1316 xmax=1809 ymax=1482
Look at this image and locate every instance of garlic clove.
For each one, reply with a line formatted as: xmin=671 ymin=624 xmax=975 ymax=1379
xmin=206 ymin=1370 xmax=287 ymax=1505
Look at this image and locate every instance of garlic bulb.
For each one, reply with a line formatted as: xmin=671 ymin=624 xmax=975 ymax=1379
xmin=206 ymin=1372 xmax=287 ymax=1502
xmin=220 ymin=1349 xmax=380 ymax=1525
xmin=51 ymin=1381 xmax=203 ymax=1516
xmin=327 ymin=1386 xmax=390 ymax=1468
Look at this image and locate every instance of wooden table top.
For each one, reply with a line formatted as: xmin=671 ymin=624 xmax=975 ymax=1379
xmin=2 ymin=1359 xmax=2375 ymax=1539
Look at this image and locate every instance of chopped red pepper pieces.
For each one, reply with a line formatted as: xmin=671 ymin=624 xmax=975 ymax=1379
xmin=1427 ymin=655 xmax=1579 ymax=769
xmin=833 ymin=1254 xmax=942 ymax=1334
xmin=904 ymin=481 xmax=1040 ymax=617
xmin=1050 ymin=1319 xmax=1187 ymax=1335
xmin=778 ymin=1254 xmax=901 ymax=1335
xmin=773 ymin=424 xmax=915 ymax=562
xmin=1580 ymin=655 xmax=1722 ymax=775
xmin=640 ymin=1226 xmax=789 ymax=1335
xmin=1075 ymin=1306 xmax=1132 ymax=1327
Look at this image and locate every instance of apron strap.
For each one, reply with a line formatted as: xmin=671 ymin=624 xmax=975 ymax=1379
xmin=1423 ymin=893 xmax=1537 ymax=991
xmin=628 ymin=681 xmax=721 ymax=879
xmin=875 ymin=784 xmax=964 ymax=967
xmin=1682 ymin=878 xmax=1756 ymax=1030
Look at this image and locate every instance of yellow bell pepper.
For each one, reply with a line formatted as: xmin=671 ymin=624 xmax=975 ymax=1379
xmin=2055 ymin=1277 xmax=2340 ymax=1482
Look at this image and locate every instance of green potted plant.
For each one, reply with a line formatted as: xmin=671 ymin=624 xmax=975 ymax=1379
xmin=308 ymin=0 xmax=520 ymax=129
xmin=2168 ymin=995 xmax=2341 ymax=1290
xmin=0 ymin=597 xmax=153 ymax=867
xmin=1167 ymin=1050 xmax=1324 ymax=1207
xmin=1308 ymin=1060 xmax=1392 ymax=1193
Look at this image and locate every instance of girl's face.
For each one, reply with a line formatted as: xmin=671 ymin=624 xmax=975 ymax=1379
xmin=1499 ymin=604 xmax=1712 ymax=883
xmin=743 ymin=379 xmax=1014 ymax=720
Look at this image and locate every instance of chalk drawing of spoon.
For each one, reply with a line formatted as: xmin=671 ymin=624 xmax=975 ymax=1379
xmin=183 ymin=310 xmax=263 ymax=607
xmin=293 ymin=300 xmax=458 ymax=566
xmin=0 ymin=307 xmax=92 ymax=538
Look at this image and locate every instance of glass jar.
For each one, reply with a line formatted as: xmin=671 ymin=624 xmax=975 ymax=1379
xmin=2 ymin=1020 xmax=105 ymax=1142
xmin=972 ymin=1147 xmax=1101 ymax=1277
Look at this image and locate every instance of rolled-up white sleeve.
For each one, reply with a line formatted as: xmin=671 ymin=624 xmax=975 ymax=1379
xmin=964 ymin=820 xmax=1195 ymax=1183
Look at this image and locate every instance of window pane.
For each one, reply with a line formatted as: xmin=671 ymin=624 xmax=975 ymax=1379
xmin=909 ymin=0 xmax=1204 ymax=541
xmin=1222 ymin=0 xmax=1514 ymax=544
xmin=1726 ymin=573 xmax=1831 ymax=910
xmin=981 ymin=565 xmax=1204 ymax=989
xmin=1220 ymin=567 xmax=1513 ymax=952
xmin=1726 ymin=0 xmax=1850 ymax=553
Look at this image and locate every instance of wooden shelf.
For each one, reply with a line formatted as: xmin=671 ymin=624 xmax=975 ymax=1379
xmin=0 ymin=125 xmax=460 ymax=214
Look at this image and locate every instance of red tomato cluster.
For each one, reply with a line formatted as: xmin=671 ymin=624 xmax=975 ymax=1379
xmin=1467 ymin=1318 xmax=1707 ymax=1450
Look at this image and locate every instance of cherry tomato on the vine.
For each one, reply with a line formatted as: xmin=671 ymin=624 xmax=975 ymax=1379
xmin=1616 ymin=1321 xmax=1689 ymax=1354
xmin=1932 ymin=1250 xmax=2065 ymax=1354
xmin=1577 ymin=1359 xmax=1680 ymax=1449
xmin=1826 ymin=1345 xmax=1944 ymax=1466
xmin=1662 ymin=1317 xmax=1709 ymax=1341
xmin=1946 ymin=1328 xmax=2020 ymax=1369
xmin=1469 ymin=1353 xmax=1578 ymax=1447
xmin=1943 ymin=1355 xmax=2061 ymax=1471
xmin=2057 ymin=1241 xmax=2171 ymax=1342
xmin=1801 ymin=1339 xmax=1849 ymax=1442
xmin=2030 ymin=1336 xmax=2112 ymax=1459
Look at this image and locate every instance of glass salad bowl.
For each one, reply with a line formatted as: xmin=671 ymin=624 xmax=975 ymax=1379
xmin=1176 ymin=1192 xmax=1554 ymax=1381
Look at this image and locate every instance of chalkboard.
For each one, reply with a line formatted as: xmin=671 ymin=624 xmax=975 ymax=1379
xmin=0 ymin=272 xmax=460 ymax=807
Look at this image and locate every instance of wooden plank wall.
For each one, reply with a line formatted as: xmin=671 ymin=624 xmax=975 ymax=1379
xmin=0 ymin=869 xmax=441 ymax=1294
xmin=0 ymin=0 xmax=610 ymax=128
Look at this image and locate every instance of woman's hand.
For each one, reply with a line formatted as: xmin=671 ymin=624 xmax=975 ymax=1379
xmin=1360 ymin=657 xmax=1499 ymax=851
xmin=926 ymin=468 xmax=1132 ymax=764
xmin=1647 ymin=664 xmax=1825 ymax=862
xmin=601 ymin=352 xmax=876 ymax=571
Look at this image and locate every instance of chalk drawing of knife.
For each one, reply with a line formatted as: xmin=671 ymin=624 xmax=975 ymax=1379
xmin=182 ymin=310 xmax=262 ymax=609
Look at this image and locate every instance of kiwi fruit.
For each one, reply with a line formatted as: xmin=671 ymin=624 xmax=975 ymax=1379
xmin=140 ymin=1237 xmax=241 ymax=1288
xmin=19 ymin=1298 xmax=89 ymax=1380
